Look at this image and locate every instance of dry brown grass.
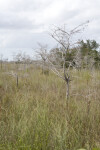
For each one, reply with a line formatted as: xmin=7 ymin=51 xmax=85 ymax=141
xmin=0 ymin=64 xmax=100 ymax=150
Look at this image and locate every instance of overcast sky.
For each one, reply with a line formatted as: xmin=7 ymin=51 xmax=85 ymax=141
xmin=0 ymin=0 xmax=100 ymax=60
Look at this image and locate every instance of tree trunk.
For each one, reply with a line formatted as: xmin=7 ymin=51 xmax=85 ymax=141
xmin=66 ymin=80 xmax=69 ymax=99
xmin=65 ymin=74 xmax=70 ymax=111
xmin=16 ymin=75 xmax=18 ymax=87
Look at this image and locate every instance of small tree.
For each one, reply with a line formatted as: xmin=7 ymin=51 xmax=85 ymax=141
xmin=13 ymin=52 xmax=23 ymax=70
xmin=36 ymin=43 xmax=49 ymax=74
xmin=21 ymin=53 xmax=32 ymax=71
xmin=13 ymin=52 xmax=32 ymax=71
xmin=48 ymin=22 xmax=89 ymax=101
xmin=73 ymin=46 xmax=82 ymax=70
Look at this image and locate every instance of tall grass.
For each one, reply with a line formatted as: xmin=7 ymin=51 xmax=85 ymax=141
xmin=0 ymin=65 xmax=100 ymax=150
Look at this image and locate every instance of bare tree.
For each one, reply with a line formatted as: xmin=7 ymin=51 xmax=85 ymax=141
xmin=73 ymin=46 xmax=82 ymax=70
xmin=48 ymin=21 xmax=89 ymax=101
xmin=36 ymin=43 xmax=49 ymax=74
xmin=13 ymin=52 xmax=32 ymax=71
xmin=21 ymin=53 xmax=32 ymax=71
xmin=13 ymin=52 xmax=23 ymax=70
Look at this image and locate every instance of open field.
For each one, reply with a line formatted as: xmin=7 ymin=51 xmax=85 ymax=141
xmin=0 ymin=64 xmax=100 ymax=150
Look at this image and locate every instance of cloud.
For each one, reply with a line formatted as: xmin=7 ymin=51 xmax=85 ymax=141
xmin=0 ymin=0 xmax=100 ymax=59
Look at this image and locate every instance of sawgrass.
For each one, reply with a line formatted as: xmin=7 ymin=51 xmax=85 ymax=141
xmin=0 ymin=64 xmax=100 ymax=150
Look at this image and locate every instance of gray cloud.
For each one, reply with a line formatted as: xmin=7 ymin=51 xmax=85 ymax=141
xmin=0 ymin=13 xmax=34 ymax=29
xmin=0 ymin=0 xmax=100 ymax=59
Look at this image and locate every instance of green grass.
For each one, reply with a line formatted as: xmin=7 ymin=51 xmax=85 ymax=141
xmin=0 ymin=64 xmax=100 ymax=150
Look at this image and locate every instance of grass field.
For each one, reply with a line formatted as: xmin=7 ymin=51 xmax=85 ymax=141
xmin=0 ymin=64 xmax=100 ymax=150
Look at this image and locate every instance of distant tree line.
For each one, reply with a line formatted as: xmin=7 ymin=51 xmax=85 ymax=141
xmin=49 ymin=39 xmax=100 ymax=70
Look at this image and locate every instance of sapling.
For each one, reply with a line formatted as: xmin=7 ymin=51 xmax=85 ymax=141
xmin=48 ymin=21 xmax=89 ymax=101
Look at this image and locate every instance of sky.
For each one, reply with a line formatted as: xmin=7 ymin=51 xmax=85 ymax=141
xmin=0 ymin=0 xmax=100 ymax=60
